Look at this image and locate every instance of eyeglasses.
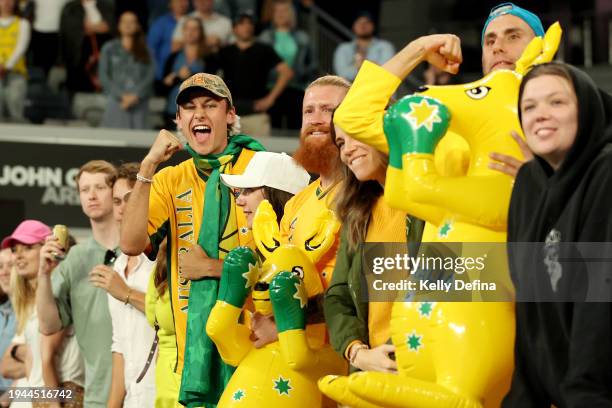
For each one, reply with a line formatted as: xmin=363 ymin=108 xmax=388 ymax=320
xmin=232 ymin=187 xmax=261 ymax=198
xmin=104 ymin=250 xmax=117 ymax=266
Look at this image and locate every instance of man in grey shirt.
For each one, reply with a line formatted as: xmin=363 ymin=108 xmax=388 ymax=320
xmin=36 ymin=160 xmax=120 ymax=407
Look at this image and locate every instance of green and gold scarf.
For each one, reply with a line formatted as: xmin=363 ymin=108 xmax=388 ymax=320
xmin=179 ymin=134 xmax=265 ymax=407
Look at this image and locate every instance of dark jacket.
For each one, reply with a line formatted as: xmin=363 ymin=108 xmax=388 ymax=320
xmin=324 ymin=227 xmax=369 ymax=361
xmin=504 ymin=63 xmax=612 ymax=408
xmin=59 ymin=0 xmax=114 ymax=67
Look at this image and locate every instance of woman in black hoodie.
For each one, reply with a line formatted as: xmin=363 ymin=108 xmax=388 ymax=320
xmin=504 ymin=62 xmax=612 ymax=406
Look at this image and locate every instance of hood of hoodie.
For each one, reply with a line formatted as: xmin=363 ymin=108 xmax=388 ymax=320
xmin=511 ymin=63 xmax=612 ymax=242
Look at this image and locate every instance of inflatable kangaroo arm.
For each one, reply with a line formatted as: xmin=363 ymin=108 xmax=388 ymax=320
xmin=384 ymin=23 xmax=562 ymax=233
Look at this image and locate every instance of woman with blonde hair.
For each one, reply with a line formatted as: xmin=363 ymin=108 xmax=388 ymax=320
xmin=0 ymin=220 xmax=84 ymax=407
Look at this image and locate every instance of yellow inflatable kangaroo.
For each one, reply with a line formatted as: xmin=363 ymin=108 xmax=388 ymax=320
xmin=318 ymin=23 xmax=562 ymax=408
xmin=206 ymin=200 xmax=345 ymax=407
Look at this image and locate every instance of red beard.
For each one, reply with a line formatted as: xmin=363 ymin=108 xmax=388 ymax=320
xmin=293 ymin=126 xmax=341 ymax=176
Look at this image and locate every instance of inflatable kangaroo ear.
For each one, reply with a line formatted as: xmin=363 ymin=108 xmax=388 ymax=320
xmin=252 ymin=200 xmax=281 ymax=260
xmin=515 ymin=22 xmax=562 ymax=75
xmin=301 ymin=209 xmax=341 ymax=264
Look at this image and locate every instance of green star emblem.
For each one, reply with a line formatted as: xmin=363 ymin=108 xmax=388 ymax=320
xmin=407 ymin=330 xmax=423 ymax=352
xmin=273 ymin=376 xmax=292 ymax=396
xmin=418 ymin=302 xmax=434 ymax=317
xmin=438 ymin=220 xmax=453 ymax=238
xmin=232 ymin=389 xmax=245 ymax=401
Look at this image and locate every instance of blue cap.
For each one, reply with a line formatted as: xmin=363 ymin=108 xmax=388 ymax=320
xmin=481 ymin=3 xmax=544 ymax=46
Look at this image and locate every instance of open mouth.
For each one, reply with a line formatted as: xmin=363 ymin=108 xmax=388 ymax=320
xmin=192 ymin=124 xmax=212 ymax=143
xmin=306 ymin=128 xmax=329 ymax=138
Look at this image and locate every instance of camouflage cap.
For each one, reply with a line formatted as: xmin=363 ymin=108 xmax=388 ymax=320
xmin=175 ymin=72 xmax=233 ymax=108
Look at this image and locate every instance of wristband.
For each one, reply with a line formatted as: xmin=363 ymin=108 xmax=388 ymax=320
xmin=136 ymin=173 xmax=153 ymax=184
xmin=349 ymin=343 xmax=369 ymax=366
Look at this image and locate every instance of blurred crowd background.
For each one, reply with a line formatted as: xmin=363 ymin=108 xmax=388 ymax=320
xmin=0 ymin=0 xmax=610 ymax=135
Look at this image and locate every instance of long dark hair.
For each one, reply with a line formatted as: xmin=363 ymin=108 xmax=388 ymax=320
xmin=331 ymin=115 xmax=387 ymax=252
xmin=120 ymin=12 xmax=151 ymax=64
xmin=183 ymin=16 xmax=209 ymax=59
xmin=262 ymin=186 xmax=294 ymax=224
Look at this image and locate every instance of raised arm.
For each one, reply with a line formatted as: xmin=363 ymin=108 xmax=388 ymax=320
xmin=121 ymin=130 xmax=182 ymax=256
xmin=334 ymin=34 xmax=462 ymax=155
xmin=36 ymin=238 xmax=65 ymax=335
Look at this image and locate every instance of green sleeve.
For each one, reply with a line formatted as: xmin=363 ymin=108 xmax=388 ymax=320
xmin=323 ymin=228 xmax=368 ymax=357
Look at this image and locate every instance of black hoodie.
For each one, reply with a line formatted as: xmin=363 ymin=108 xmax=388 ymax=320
xmin=503 ymin=63 xmax=612 ymax=407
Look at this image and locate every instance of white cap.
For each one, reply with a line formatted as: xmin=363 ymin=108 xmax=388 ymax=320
xmin=221 ymin=152 xmax=310 ymax=195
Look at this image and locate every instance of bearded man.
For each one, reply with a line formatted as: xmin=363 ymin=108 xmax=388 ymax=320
xmin=248 ymin=75 xmax=350 ymax=349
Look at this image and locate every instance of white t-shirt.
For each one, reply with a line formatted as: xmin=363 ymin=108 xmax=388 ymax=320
xmin=23 ymin=311 xmax=84 ymax=388
xmin=172 ymin=11 xmax=233 ymax=45
xmin=108 ymin=253 xmax=156 ymax=408
xmin=33 ymin=0 xmax=70 ymax=33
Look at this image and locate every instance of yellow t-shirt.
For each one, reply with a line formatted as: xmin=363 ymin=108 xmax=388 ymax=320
xmin=146 ymin=152 xmax=255 ymax=373
xmin=280 ymin=179 xmax=340 ymax=288
xmin=0 ymin=17 xmax=26 ymax=76
xmin=365 ymin=196 xmax=406 ymax=348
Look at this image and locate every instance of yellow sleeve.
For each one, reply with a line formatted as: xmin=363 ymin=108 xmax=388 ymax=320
xmin=145 ymin=271 xmax=158 ymax=328
xmin=147 ymin=167 xmax=173 ymax=257
xmin=334 ymin=61 xmax=402 ymax=155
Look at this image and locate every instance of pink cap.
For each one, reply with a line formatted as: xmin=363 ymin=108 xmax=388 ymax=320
xmin=1 ymin=220 xmax=52 ymax=249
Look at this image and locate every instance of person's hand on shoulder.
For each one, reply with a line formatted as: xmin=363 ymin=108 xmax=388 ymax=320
xmin=489 ymin=130 xmax=534 ymax=177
